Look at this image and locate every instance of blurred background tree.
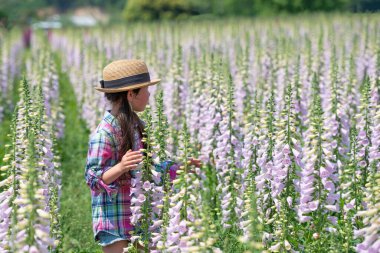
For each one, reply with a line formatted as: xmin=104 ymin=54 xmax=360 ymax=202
xmin=122 ymin=0 xmax=379 ymax=20
xmin=0 ymin=0 xmax=47 ymax=27
xmin=0 ymin=0 xmax=379 ymax=28
xmin=123 ymin=0 xmax=199 ymax=21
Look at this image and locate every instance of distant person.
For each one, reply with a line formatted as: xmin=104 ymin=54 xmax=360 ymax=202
xmin=47 ymin=28 xmax=52 ymax=43
xmin=22 ymin=26 xmax=32 ymax=48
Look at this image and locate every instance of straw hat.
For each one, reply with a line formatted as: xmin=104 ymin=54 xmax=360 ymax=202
xmin=95 ymin=59 xmax=160 ymax=93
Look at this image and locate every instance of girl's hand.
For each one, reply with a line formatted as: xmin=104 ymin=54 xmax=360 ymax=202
xmin=187 ymin=157 xmax=202 ymax=168
xmin=120 ymin=149 xmax=143 ymax=173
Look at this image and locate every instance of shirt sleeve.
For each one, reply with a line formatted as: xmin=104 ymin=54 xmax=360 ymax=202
xmin=84 ymin=131 xmax=119 ymax=198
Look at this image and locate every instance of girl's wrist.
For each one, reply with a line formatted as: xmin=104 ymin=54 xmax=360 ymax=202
xmin=102 ymin=163 xmax=125 ymax=185
xmin=118 ymin=162 xmax=128 ymax=174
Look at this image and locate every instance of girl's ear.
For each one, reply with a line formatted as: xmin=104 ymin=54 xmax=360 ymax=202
xmin=126 ymin=91 xmax=135 ymax=110
xmin=126 ymin=91 xmax=133 ymax=102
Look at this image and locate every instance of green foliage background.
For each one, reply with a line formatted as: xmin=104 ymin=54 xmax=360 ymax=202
xmin=123 ymin=0 xmax=353 ymax=21
xmin=0 ymin=0 xmax=379 ymax=27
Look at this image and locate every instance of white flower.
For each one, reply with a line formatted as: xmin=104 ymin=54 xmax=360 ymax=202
xmin=269 ymin=242 xmax=281 ymax=252
xmin=37 ymin=209 xmax=51 ymax=219
xmin=284 ymin=240 xmax=291 ymax=250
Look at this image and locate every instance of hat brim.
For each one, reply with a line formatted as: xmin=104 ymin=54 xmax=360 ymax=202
xmin=95 ymin=79 xmax=161 ymax=93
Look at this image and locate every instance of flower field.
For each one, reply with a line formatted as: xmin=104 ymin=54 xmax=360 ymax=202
xmin=0 ymin=14 xmax=379 ymax=252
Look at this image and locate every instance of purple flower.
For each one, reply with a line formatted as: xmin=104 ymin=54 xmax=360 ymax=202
xmin=299 ymin=215 xmax=311 ymax=222
xmin=325 ymin=204 xmax=339 ymax=212
xmin=151 ymin=234 xmax=162 ymax=244
xmin=292 ymin=148 xmax=301 ymax=158
xmin=143 ymin=181 xmax=151 ymax=191
xmin=359 ymin=160 xmax=367 ymax=167
xmin=308 ymin=200 xmax=319 ymax=211
xmin=323 ymin=181 xmax=335 ymax=192
xmin=167 ymin=233 xmax=180 ymax=246
xmin=300 ymin=185 xmax=314 ymax=196
xmin=131 ymin=213 xmax=142 ymax=224
xmin=300 ymin=195 xmax=313 ymax=204
xmin=130 ymin=206 xmax=141 ymax=214
xmin=327 ymin=216 xmax=338 ymax=225
xmin=358 ymin=130 xmax=367 ymax=139
xmin=360 ymin=139 xmax=369 ymax=146
xmin=345 ymin=202 xmax=355 ymax=210
xmin=282 ymin=158 xmax=291 ymax=166
xmin=149 ymin=220 xmax=164 ymax=231
xmin=178 ymin=220 xmax=187 ymax=234
xmin=282 ymin=144 xmax=290 ymax=154
xmin=287 ymin=196 xmax=292 ymax=208
xmin=130 ymin=187 xmax=142 ymax=196
xmin=320 ymin=167 xmax=332 ymax=178
xmin=151 ymin=170 xmax=161 ymax=184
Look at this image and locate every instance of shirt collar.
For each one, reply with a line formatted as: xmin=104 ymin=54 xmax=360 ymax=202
xmin=104 ymin=110 xmax=120 ymax=129
xmin=104 ymin=110 xmax=142 ymax=128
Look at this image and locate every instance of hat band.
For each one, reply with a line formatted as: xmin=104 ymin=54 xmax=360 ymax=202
xmin=100 ymin=72 xmax=151 ymax=89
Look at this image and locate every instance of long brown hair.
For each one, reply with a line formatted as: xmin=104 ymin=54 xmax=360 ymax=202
xmin=105 ymin=89 xmax=145 ymax=158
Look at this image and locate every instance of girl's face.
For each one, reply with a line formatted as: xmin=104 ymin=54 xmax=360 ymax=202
xmin=127 ymin=86 xmax=150 ymax=112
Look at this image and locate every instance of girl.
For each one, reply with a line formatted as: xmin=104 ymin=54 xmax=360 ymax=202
xmin=84 ymin=59 xmax=201 ymax=253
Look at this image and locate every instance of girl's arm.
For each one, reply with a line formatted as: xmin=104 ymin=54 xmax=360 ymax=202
xmin=101 ymin=163 xmax=124 ymax=185
xmin=84 ymin=131 xmax=120 ymax=198
xmin=102 ymin=150 xmax=143 ymax=184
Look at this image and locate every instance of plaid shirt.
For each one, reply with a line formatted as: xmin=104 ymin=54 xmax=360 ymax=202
xmin=84 ymin=110 xmax=179 ymax=242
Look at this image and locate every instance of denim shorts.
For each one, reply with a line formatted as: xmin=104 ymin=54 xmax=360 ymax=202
xmin=97 ymin=231 xmax=129 ymax=247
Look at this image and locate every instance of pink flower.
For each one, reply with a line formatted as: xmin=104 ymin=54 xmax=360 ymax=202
xmin=137 ymin=194 xmax=146 ymax=203
xmin=29 ymin=246 xmax=39 ymax=253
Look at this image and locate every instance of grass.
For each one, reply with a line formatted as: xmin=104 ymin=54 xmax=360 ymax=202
xmin=0 ymin=90 xmax=18 ymax=192
xmin=0 ymin=79 xmax=19 ymax=164
xmin=0 ymin=48 xmax=35 ymax=164
xmin=55 ymin=53 xmax=103 ymax=253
